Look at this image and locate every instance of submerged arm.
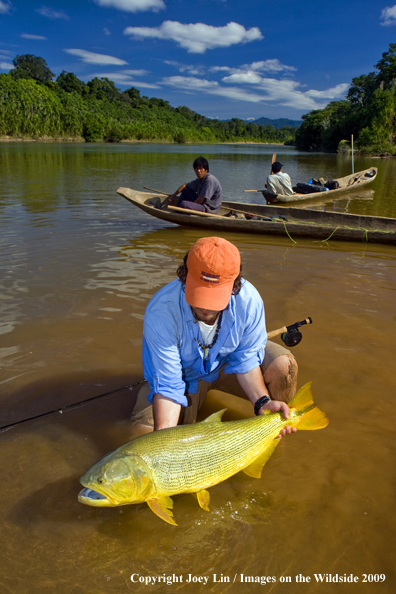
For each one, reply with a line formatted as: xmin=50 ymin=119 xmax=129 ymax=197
xmin=153 ymin=394 xmax=181 ymax=431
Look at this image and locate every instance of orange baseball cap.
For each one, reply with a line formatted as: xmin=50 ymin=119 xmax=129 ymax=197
xmin=185 ymin=237 xmax=241 ymax=310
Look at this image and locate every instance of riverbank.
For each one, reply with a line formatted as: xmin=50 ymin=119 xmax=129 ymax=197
xmin=2 ymin=135 xmax=393 ymax=156
xmin=0 ymin=135 xmax=285 ymax=146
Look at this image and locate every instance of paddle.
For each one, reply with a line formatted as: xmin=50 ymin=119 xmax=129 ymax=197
xmin=168 ymin=205 xmax=225 ymax=219
xmin=271 ymin=152 xmax=276 ymax=174
xmin=244 ymin=152 xmax=276 ymax=192
xmin=143 ymin=186 xmax=170 ymax=196
xmin=143 ymin=186 xmax=269 ymax=219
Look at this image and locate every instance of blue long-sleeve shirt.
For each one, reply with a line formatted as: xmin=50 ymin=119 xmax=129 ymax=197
xmin=142 ymin=278 xmax=267 ymax=406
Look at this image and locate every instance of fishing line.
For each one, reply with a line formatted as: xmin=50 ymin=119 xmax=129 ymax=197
xmin=0 ymin=317 xmax=312 ymax=433
xmin=0 ymin=379 xmax=147 ymax=433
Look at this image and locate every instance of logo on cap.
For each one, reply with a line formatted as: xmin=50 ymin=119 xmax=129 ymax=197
xmin=200 ymin=271 xmax=220 ymax=284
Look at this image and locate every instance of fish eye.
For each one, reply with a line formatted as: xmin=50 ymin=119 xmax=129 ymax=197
xmin=97 ymin=477 xmax=105 ymax=484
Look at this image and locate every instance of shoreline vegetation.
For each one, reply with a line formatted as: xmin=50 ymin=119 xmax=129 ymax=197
xmin=0 ymin=135 xmax=287 ymax=146
xmin=0 ymin=55 xmax=295 ymax=147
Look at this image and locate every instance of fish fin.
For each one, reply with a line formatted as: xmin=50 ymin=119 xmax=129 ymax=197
xmin=147 ymin=497 xmax=177 ymax=526
xmin=242 ymin=439 xmax=280 ymax=478
xmin=201 ymin=409 xmax=227 ymax=423
xmin=195 ymin=489 xmax=210 ymax=511
xmin=297 ymin=406 xmax=329 ymax=430
xmin=289 ymin=382 xmax=329 ymax=430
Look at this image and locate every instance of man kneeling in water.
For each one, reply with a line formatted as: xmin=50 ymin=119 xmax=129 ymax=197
xmin=139 ymin=236 xmax=298 ymax=435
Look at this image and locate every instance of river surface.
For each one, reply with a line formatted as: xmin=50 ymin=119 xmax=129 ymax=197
xmin=1 ymin=142 xmax=395 ymax=594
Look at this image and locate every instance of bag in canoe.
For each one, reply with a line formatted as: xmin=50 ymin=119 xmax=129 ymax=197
xmin=296 ymin=182 xmax=328 ymax=194
xmin=324 ymin=180 xmax=340 ymax=190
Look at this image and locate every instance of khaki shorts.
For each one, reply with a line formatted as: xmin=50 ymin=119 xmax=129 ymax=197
xmin=179 ymin=340 xmax=291 ymax=425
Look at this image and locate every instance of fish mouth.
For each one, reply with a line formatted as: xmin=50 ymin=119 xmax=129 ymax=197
xmin=78 ymin=487 xmax=115 ymax=507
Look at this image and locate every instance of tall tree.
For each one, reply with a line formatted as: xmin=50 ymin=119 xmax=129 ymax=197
xmin=10 ymin=54 xmax=54 ymax=84
xmin=56 ymin=71 xmax=87 ymax=95
xmin=347 ymin=72 xmax=377 ymax=105
xmin=87 ymin=77 xmax=120 ymax=101
xmin=375 ymin=43 xmax=396 ymax=90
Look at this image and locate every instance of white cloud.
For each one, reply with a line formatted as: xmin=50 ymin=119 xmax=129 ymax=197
xmin=305 ymin=83 xmax=350 ymax=99
xmin=161 ymin=74 xmax=349 ymax=111
xmin=0 ymin=61 xmax=13 ymax=70
xmin=21 ymin=34 xmax=47 ymax=40
xmin=94 ymin=0 xmax=165 ymax=13
xmin=122 ymin=68 xmax=149 ymax=76
xmin=380 ymin=5 xmax=396 ymax=25
xmin=209 ymin=66 xmax=232 ymax=73
xmin=244 ymin=77 xmax=348 ymax=109
xmin=164 ymin=60 xmax=205 ymax=75
xmin=220 ymin=65 xmax=349 ymax=109
xmin=36 ymin=6 xmax=69 ymax=19
xmin=85 ymin=72 xmax=159 ymax=88
xmin=245 ymin=59 xmax=296 ymax=73
xmin=124 ymin=21 xmax=263 ymax=53
xmin=162 ymin=76 xmax=265 ymax=103
xmin=103 ymin=27 xmax=111 ymax=35
xmin=127 ymin=81 xmax=160 ymax=88
xmin=211 ymin=59 xmax=296 ymax=78
xmin=0 ymin=0 xmax=12 ymax=14
xmin=222 ymin=71 xmax=263 ymax=84
xmin=64 ymin=49 xmax=127 ymax=65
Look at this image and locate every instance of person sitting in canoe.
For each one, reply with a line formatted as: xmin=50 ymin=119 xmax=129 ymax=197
xmin=140 ymin=236 xmax=298 ymax=435
xmin=168 ymin=157 xmax=223 ymax=214
xmin=265 ymin=161 xmax=294 ymax=196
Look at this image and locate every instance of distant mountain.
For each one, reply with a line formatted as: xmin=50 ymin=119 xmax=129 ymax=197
xmin=245 ymin=117 xmax=301 ymax=129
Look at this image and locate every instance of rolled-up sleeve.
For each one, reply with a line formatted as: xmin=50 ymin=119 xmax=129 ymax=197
xmin=142 ymin=318 xmax=188 ymax=407
xmin=224 ymin=297 xmax=267 ymax=375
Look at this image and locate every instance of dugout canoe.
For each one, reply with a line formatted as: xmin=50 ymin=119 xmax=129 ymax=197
xmin=117 ymin=187 xmax=396 ymax=246
xmin=261 ymin=167 xmax=378 ymax=204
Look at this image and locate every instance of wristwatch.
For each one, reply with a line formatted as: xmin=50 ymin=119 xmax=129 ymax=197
xmin=254 ymin=395 xmax=271 ymax=416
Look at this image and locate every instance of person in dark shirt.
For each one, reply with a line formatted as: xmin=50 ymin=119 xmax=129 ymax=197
xmin=168 ymin=157 xmax=223 ymax=214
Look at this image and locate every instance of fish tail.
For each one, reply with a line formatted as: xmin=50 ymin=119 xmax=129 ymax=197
xmin=289 ymin=382 xmax=329 ymax=430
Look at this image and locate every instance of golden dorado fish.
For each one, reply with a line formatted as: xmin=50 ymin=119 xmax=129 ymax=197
xmin=78 ymin=382 xmax=328 ymax=525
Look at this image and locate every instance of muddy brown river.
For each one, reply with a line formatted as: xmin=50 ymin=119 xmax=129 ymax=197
xmin=1 ymin=142 xmax=395 ymax=593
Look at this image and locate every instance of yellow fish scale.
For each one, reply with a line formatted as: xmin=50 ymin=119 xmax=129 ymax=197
xmin=79 ymin=383 xmax=328 ymax=524
xmin=119 ymin=411 xmax=289 ymax=496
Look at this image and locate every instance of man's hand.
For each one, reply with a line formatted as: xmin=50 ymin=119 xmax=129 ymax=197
xmin=168 ymin=193 xmax=177 ymax=205
xmin=168 ymin=183 xmax=187 ymax=206
xmin=259 ymin=399 xmax=297 ymax=438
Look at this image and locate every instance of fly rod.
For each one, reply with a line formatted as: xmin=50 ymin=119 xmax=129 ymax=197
xmin=0 ymin=317 xmax=312 ymax=431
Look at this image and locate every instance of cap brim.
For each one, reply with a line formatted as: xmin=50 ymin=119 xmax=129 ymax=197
xmin=185 ymin=273 xmax=233 ymax=310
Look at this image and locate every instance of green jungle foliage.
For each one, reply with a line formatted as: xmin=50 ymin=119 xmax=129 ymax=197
xmin=295 ymin=43 xmax=396 ymax=154
xmin=0 ymin=54 xmax=296 ymax=144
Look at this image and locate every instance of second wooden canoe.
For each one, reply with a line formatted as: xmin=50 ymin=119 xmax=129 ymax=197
xmin=262 ymin=167 xmax=377 ymax=204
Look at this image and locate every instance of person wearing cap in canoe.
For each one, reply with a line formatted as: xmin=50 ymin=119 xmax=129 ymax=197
xmin=265 ymin=161 xmax=294 ymax=196
xmin=141 ymin=236 xmax=298 ymax=434
xmin=168 ymin=157 xmax=223 ymax=214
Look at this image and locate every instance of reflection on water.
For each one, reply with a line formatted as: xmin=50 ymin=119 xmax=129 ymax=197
xmin=1 ymin=143 xmax=396 ymax=593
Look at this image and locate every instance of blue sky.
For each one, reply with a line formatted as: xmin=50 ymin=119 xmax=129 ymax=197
xmin=0 ymin=0 xmax=395 ymax=121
